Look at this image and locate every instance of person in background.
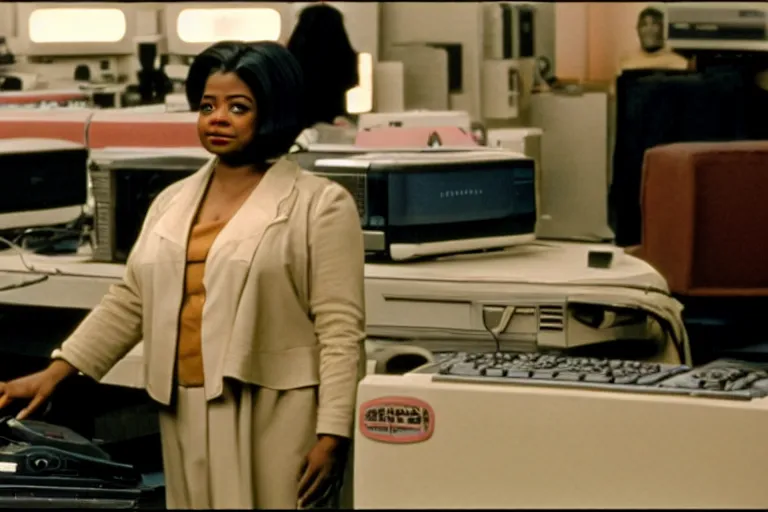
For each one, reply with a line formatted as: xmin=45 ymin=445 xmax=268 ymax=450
xmin=620 ymin=6 xmax=689 ymax=72
xmin=0 ymin=40 xmax=366 ymax=510
xmin=287 ymin=4 xmax=359 ymax=130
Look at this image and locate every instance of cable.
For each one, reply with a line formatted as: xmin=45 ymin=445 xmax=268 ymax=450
xmin=0 ymin=275 xmax=49 ymax=292
xmin=0 ymin=235 xmax=51 ymax=274
xmin=482 ymin=306 xmax=517 ymax=355
xmin=14 ymin=227 xmax=87 ymax=256
xmin=484 ymin=324 xmax=502 ymax=356
xmin=644 ymin=308 xmax=690 ymax=366
xmin=0 ymin=236 xmax=53 ymax=292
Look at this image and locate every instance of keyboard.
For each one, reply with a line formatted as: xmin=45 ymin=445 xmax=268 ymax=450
xmin=427 ymin=352 xmax=768 ymax=401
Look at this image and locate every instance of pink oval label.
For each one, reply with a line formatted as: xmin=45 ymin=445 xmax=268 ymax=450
xmin=359 ymin=396 xmax=435 ymax=444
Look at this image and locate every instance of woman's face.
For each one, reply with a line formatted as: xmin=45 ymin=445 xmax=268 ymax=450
xmin=197 ymin=71 xmax=257 ymax=156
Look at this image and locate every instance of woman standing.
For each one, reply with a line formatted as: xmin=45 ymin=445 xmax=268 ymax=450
xmin=0 ymin=40 xmax=366 ymax=510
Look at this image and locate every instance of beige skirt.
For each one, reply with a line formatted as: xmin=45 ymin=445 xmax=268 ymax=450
xmin=158 ymin=381 xmax=319 ymax=509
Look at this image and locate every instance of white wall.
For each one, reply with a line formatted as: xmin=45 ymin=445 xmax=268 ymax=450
xmin=380 ymin=2 xmax=484 ymax=118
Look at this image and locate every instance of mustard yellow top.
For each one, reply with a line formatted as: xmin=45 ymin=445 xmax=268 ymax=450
xmin=620 ymin=47 xmax=689 ymax=72
xmin=176 ymin=219 xmax=228 ymax=387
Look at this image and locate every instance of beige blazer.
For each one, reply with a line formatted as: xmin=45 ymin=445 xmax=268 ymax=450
xmin=54 ymin=157 xmax=366 ymax=438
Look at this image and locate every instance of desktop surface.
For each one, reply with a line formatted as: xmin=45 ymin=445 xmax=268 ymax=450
xmin=0 ymin=240 xmax=685 ymax=389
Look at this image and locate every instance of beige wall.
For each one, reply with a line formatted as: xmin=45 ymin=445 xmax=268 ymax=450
xmin=0 ymin=3 xmax=16 ymax=38
xmin=556 ymin=2 xmax=648 ymax=82
xmin=379 ymin=2 xmax=484 ymax=118
xmin=554 ymin=2 xmax=589 ymax=81
xmin=588 ymin=2 xmax=647 ymax=81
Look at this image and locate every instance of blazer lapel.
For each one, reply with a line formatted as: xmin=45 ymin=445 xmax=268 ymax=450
xmin=150 ymin=157 xmax=216 ymax=250
xmin=207 ymin=157 xmax=301 ymax=265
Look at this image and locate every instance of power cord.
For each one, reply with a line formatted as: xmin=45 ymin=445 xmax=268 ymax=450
xmin=0 ymin=230 xmax=75 ymax=285
xmin=0 ymin=273 xmax=48 ymax=293
xmin=14 ymin=226 xmax=88 ymax=256
xmin=0 ymin=234 xmax=51 ymax=291
xmin=0 ymin=214 xmax=96 ymax=292
xmin=482 ymin=305 xmax=518 ymax=355
xmin=0 ymin=235 xmax=52 ymax=274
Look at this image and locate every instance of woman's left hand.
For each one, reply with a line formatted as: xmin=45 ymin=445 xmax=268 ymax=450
xmin=297 ymin=434 xmax=347 ymax=508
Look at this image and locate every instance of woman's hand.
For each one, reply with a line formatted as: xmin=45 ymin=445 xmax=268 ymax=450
xmin=297 ymin=434 xmax=347 ymax=508
xmin=0 ymin=360 xmax=77 ymax=420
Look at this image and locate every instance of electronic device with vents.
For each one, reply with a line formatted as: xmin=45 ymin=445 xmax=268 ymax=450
xmin=0 ymin=138 xmax=88 ymax=231
xmin=312 ymin=150 xmax=537 ymax=261
xmin=362 ymin=254 xmax=687 ymax=366
xmin=355 ymin=352 xmax=768 ymax=508
xmin=666 ymin=3 xmax=768 ymax=52
xmin=89 ymin=145 xmax=520 ymax=262
xmin=288 ymin=143 xmax=499 ymax=173
xmin=0 ymin=417 xmax=163 ymax=508
xmin=357 ymin=111 xmax=472 ymax=131
xmin=90 ymin=148 xmax=209 ymax=262
xmin=483 ymin=2 xmax=536 ymax=60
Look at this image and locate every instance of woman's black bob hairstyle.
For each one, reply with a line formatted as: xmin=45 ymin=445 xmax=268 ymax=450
xmin=185 ymin=40 xmax=306 ymax=161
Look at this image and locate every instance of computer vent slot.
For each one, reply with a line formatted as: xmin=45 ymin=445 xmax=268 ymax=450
xmin=538 ymin=304 xmax=565 ymax=332
xmin=316 ymin=172 xmax=367 ymax=220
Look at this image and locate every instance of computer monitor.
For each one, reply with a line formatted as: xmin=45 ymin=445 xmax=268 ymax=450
xmin=311 ymin=150 xmax=537 ymax=261
xmin=90 ymin=148 xmax=210 ymax=262
xmin=0 ymin=138 xmax=88 ymax=231
xmin=287 ymin=142 xmax=496 ymax=171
